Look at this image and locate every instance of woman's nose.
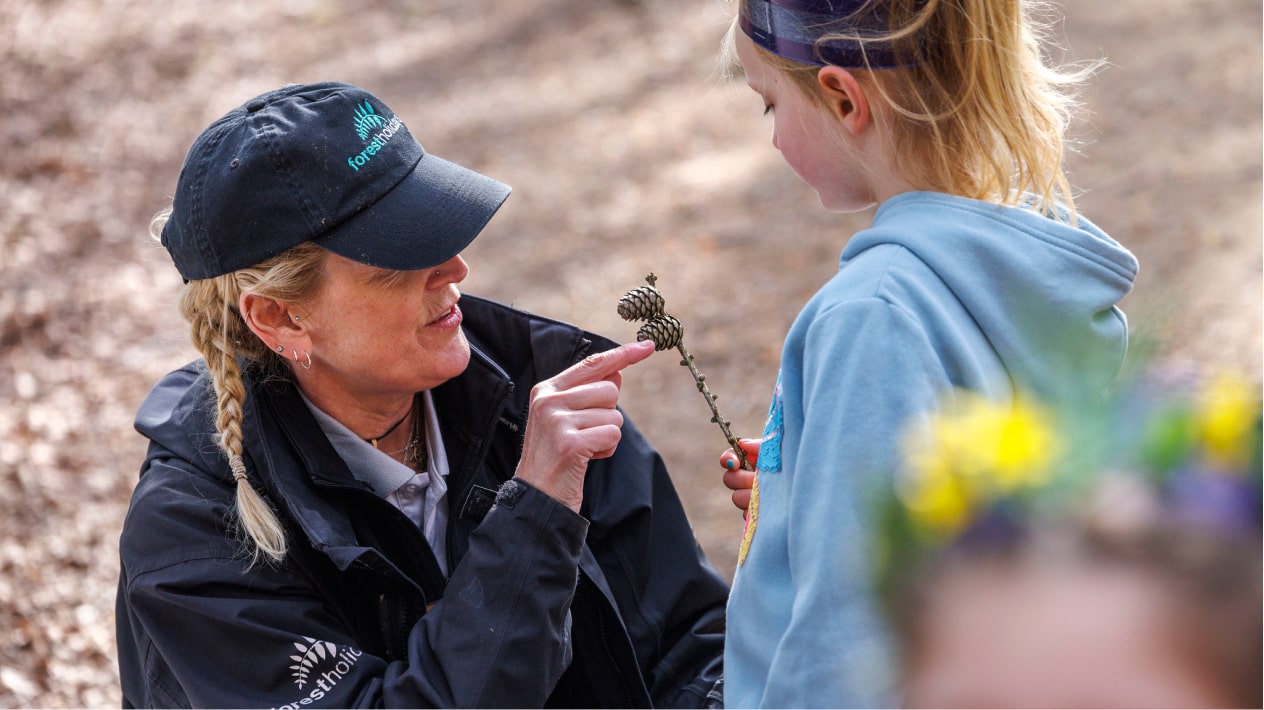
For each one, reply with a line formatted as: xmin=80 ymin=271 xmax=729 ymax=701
xmin=430 ymin=255 xmax=468 ymax=287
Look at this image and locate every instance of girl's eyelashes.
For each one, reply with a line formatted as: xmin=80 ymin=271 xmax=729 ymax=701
xmin=763 ymin=104 xmax=774 ymax=116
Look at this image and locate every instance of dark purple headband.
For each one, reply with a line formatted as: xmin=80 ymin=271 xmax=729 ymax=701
xmin=739 ymin=0 xmax=908 ymax=69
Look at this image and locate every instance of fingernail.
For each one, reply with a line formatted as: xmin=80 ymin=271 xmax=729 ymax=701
xmin=723 ymin=458 xmax=735 ymax=470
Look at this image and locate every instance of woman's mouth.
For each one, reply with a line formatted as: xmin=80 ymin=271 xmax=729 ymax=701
xmin=428 ymin=303 xmax=462 ymax=328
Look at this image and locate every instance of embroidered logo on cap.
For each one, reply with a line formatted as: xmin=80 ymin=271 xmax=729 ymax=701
xmin=352 ymin=100 xmax=387 ymax=140
xmin=346 ymin=99 xmax=404 ymax=172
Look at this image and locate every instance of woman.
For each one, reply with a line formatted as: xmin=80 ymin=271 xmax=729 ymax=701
xmin=116 ymin=82 xmax=727 ymax=708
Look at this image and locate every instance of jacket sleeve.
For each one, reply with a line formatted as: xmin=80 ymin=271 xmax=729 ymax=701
xmin=118 ymin=451 xmax=588 ymax=709
xmin=580 ymin=415 xmax=729 ymax=708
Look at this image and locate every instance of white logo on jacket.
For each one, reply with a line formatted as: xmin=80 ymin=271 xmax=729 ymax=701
xmin=274 ymin=636 xmax=364 ymax=708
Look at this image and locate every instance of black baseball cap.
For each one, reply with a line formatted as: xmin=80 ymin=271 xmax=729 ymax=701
xmin=160 ymin=81 xmax=511 ymax=281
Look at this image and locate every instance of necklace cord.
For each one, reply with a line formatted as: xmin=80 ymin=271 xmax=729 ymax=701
xmin=367 ymin=409 xmax=411 ymax=449
xmin=370 ymin=396 xmax=428 ymax=471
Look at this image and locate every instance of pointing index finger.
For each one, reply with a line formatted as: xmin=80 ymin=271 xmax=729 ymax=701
xmin=551 ymin=340 xmax=655 ymax=390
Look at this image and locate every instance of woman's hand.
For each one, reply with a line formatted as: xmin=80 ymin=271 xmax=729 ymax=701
xmin=515 ymin=340 xmax=656 ymax=513
xmin=719 ymin=438 xmax=761 ymax=511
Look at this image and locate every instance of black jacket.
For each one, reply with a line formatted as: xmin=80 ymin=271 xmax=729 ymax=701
xmin=116 ymin=295 xmax=727 ymax=708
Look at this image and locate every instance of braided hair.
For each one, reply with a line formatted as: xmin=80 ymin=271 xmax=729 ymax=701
xmin=153 ymin=207 xmax=326 ymax=564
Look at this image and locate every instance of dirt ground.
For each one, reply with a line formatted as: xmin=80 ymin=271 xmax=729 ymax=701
xmin=0 ymin=0 xmax=1259 ymax=706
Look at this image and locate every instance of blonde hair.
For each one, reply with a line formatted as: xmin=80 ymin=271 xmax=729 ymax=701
xmin=724 ymin=0 xmax=1097 ymax=217
xmin=152 ymin=207 xmax=327 ymax=564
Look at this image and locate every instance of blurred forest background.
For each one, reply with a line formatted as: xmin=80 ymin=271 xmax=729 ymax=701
xmin=1 ymin=0 xmax=1259 ymax=706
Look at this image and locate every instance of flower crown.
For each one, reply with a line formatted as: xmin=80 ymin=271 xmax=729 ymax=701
xmin=875 ymin=371 xmax=1262 ymax=596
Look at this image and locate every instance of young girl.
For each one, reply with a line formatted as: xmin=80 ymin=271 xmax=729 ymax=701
xmin=889 ymin=377 xmax=1262 ymax=708
xmin=899 ymin=512 xmax=1262 ymax=709
xmin=717 ymin=1 xmax=1139 ymax=706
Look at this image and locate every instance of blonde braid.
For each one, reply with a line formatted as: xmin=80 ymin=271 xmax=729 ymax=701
xmin=182 ymin=276 xmax=288 ymax=564
xmin=157 ymin=207 xmax=327 ymax=564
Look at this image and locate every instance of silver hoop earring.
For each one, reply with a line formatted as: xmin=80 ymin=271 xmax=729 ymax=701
xmin=290 ymin=349 xmax=313 ymax=369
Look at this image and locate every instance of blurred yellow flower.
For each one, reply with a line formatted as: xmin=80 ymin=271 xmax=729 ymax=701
xmin=897 ymin=453 xmax=972 ymax=536
xmin=992 ymin=399 xmax=1061 ymax=491
xmin=1196 ymin=373 xmax=1260 ymax=468
xmin=882 ymin=374 xmax=1261 ymax=601
xmin=899 ymin=394 xmax=1061 ymax=534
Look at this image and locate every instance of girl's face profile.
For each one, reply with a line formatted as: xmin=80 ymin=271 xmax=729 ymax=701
xmin=734 ymin=31 xmax=876 ymax=213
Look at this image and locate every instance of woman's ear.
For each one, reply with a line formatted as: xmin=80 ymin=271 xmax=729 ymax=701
xmin=240 ymin=292 xmax=307 ymax=353
xmin=817 ymin=66 xmax=871 ymax=137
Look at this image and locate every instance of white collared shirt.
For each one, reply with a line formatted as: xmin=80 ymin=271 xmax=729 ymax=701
xmin=301 ymin=390 xmax=450 ymax=575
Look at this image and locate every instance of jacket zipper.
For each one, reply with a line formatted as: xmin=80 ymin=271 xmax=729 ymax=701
xmin=447 ymin=343 xmax=515 ymax=565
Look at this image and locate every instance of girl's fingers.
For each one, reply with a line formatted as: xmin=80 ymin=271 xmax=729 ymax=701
xmin=721 ymin=438 xmax=762 ymax=471
xmin=723 ymin=468 xmax=756 ymax=492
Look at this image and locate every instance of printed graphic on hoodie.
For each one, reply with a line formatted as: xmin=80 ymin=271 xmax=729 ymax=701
xmin=758 ymin=374 xmax=784 ymax=474
xmin=738 ymin=373 xmax=784 ymax=566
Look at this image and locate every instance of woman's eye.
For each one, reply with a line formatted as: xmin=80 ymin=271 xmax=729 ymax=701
xmin=763 ymin=104 xmax=773 ymax=116
xmin=368 ymin=268 xmax=408 ymax=289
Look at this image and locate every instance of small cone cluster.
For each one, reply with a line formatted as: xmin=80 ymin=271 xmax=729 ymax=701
xmin=617 ymin=279 xmax=684 ymax=351
xmin=615 ymin=273 xmax=752 ymax=471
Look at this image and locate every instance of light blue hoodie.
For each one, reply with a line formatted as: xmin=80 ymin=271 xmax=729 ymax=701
xmin=723 ymin=191 xmax=1138 ymax=708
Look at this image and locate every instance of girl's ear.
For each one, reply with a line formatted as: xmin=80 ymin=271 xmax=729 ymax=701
xmin=240 ymin=292 xmax=307 ymax=354
xmin=817 ymin=66 xmax=871 ymax=137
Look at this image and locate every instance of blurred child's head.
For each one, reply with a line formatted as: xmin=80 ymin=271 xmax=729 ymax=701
xmin=723 ymin=0 xmax=1094 ymax=215
xmin=900 ymin=508 xmax=1261 ymax=708
xmin=881 ymin=376 xmax=1262 ymax=708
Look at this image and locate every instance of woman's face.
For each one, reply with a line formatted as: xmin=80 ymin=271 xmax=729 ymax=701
xmin=295 ymin=251 xmax=471 ymax=407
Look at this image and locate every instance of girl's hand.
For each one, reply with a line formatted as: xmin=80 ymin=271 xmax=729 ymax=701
xmin=515 ymin=340 xmax=655 ymax=513
xmin=719 ymin=438 xmax=761 ymax=511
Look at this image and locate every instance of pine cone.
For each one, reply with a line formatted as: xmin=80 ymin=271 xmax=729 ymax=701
xmin=617 ymin=286 xmax=666 ymax=322
xmin=637 ymin=314 xmax=684 ymax=350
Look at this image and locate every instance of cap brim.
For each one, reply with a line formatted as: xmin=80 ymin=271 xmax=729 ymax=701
xmin=317 ymin=152 xmax=511 ymax=270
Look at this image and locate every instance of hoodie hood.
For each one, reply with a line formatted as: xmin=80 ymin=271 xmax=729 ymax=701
xmin=847 ymin=192 xmax=1138 ymax=399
